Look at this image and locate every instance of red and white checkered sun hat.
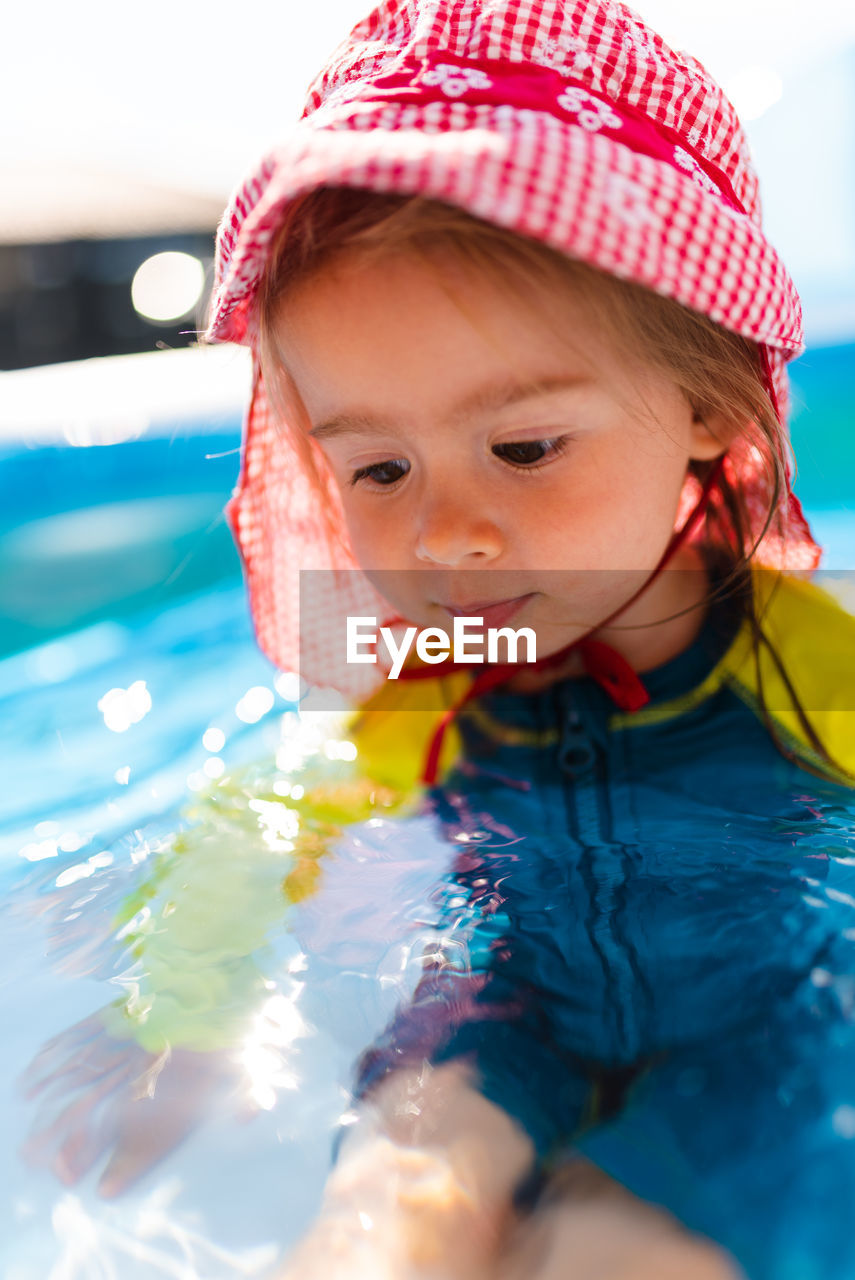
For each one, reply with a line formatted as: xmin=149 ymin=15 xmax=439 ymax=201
xmin=206 ymin=0 xmax=821 ymax=696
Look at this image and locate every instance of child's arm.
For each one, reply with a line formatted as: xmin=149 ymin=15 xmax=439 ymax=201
xmin=277 ymin=1063 xmax=740 ymax=1280
xmin=277 ymin=1060 xmax=535 ymax=1280
xmin=498 ymin=1161 xmax=742 ymax=1280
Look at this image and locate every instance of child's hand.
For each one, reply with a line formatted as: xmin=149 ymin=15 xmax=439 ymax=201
xmin=276 ymin=1147 xmax=495 ymax=1280
xmin=497 ymin=1159 xmax=741 ymax=1280
xmin=275 ymin=1062 xmax=535 ymax=1280
xmin=19 ymin=1013 xmax=243 ymax=1197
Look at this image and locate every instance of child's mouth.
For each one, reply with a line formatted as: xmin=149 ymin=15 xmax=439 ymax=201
xmin=440 ymin=593 xmax=536 ymax=629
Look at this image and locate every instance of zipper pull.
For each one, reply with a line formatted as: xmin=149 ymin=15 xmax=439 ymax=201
xmin=558 ymin=714 xmax=595 ymax=777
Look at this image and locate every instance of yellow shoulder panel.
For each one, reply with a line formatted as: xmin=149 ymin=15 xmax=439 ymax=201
xmin=346 ymin=672 xmax=472 ymax=791
xmin=721 ymin=569 xmax=855 ymax=786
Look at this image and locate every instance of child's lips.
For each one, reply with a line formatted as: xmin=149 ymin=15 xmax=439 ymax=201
xmin=441 ymin=593 xmax=536 ymax=628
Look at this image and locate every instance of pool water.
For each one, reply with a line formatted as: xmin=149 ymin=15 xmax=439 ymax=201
xmin=2 ymin=341 xmax=855 ymax=1278
xmin=0 ymin=429 xmax=244 ymax=660
xmin=1 ymin=579 xmax=466 ymax=1277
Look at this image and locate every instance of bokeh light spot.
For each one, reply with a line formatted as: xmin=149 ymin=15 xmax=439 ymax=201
xmin=202 ymin=727 xmax=226 ymax=753
xmin=131 ymin=251 xmax=205 ymax=323
xmin=236 ymin=686 xmax=275 ymax=724
xmin=98 ymin=680 xmax=152 ymax=732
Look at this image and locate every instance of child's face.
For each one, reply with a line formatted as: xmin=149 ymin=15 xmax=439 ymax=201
xmin=273 ymin=250 xmax=727 ymax=664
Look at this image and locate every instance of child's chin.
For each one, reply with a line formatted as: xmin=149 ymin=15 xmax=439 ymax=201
xmin=503 ymin=649 xmax=588 ymax=692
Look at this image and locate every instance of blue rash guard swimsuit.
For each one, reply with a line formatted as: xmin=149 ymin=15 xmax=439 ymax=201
xmin=351 ymin=565 xmax=855 ymax=1280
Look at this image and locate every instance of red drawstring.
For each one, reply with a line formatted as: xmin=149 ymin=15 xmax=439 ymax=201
xmin=575 ymin=637 xmax=651 ymax=712
xmin=397 ymin=455 xmax=725 ymax=784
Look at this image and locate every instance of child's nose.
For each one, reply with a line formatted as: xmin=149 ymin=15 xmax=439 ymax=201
xmin=414 ymin=492 xmax=504 ymax=566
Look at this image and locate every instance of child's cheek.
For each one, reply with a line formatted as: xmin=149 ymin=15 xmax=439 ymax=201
xmin=342 ymin=502 xmax=400 ymax=572
xmin=527 ymin=471 xmax=668 ymax=573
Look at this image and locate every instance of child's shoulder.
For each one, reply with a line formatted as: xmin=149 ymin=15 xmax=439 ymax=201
xmin=720 ymin=568 xmax=855 ymax=786
xmin=737 ymin=567 xmax=855 ymax=691
xmin=347 ymin=672 xmax=471 ymax=791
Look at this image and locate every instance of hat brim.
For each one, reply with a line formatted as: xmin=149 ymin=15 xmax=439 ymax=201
xmin=208 ymin=106 xmax=803 ymax=361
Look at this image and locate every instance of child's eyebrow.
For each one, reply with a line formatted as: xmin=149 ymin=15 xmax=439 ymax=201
xmin=308 ymin=374 xmax=592 ymax=441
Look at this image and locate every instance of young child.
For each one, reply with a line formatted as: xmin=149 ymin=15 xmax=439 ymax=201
xmin=24 ymin=1 xmax=855 ymax=1277
xmin=196 ymin=1 xmax=855 ymax=1275
xmin=198 ymin=0 xmax=855 ymax=1276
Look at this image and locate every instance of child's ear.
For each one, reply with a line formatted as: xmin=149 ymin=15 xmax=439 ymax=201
xmin=688 ymin=407 xmax=740 ymax=461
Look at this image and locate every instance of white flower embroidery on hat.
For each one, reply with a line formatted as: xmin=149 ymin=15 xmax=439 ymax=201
xmin=534 ymin=35 xmax=593 ymax=75
xmin=686 ymin=124 xmax=712 ymax=158
xmin=673 ymin=146 xmax=720 ymax=196
xmin=557 ymin=86 xmax=622 ymax=132
xmin=621 ymin=24 xmax=670 ymax=70
xmin=421 ymin=63 xmax=493 ymax=98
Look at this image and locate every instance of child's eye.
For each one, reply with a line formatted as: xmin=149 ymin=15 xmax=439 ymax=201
xmin=492 ymin=437 xmax=568 ymax=468
xmin=350 ymin=458 xmax=411 ymax=487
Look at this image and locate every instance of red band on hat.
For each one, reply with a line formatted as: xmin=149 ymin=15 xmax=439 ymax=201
xmin=339 ymin=53 xmax=745 ymax=214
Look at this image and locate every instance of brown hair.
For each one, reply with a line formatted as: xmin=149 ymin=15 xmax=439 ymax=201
xmin=254 ymin=185 xmax=847 ymax=785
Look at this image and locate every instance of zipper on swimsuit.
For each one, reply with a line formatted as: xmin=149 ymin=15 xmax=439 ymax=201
xmin=557 ymin=702 xmax=600 ymax=845
xmin=557 ymin=688 xmax=643 ymax=1058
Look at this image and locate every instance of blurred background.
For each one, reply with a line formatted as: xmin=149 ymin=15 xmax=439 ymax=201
xmin=0 ymin=0 xmax=853 ymax=657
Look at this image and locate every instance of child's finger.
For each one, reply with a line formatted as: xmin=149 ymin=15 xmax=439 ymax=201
xmin=23 ymin=1053 xmax=136 ymax=1141
xmin=22 ymin=1044 xmax=133 ymax=1102
xmin=96 ymin=1094 xmax=209 ymax=1198
xmin=52 ymin=1111 xmax=115 ymax=1187
xmin=19 ymin=1015 xmax=109 ymax=1088
xmin=20 ymin=1083 xmax=116 ymax=1179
